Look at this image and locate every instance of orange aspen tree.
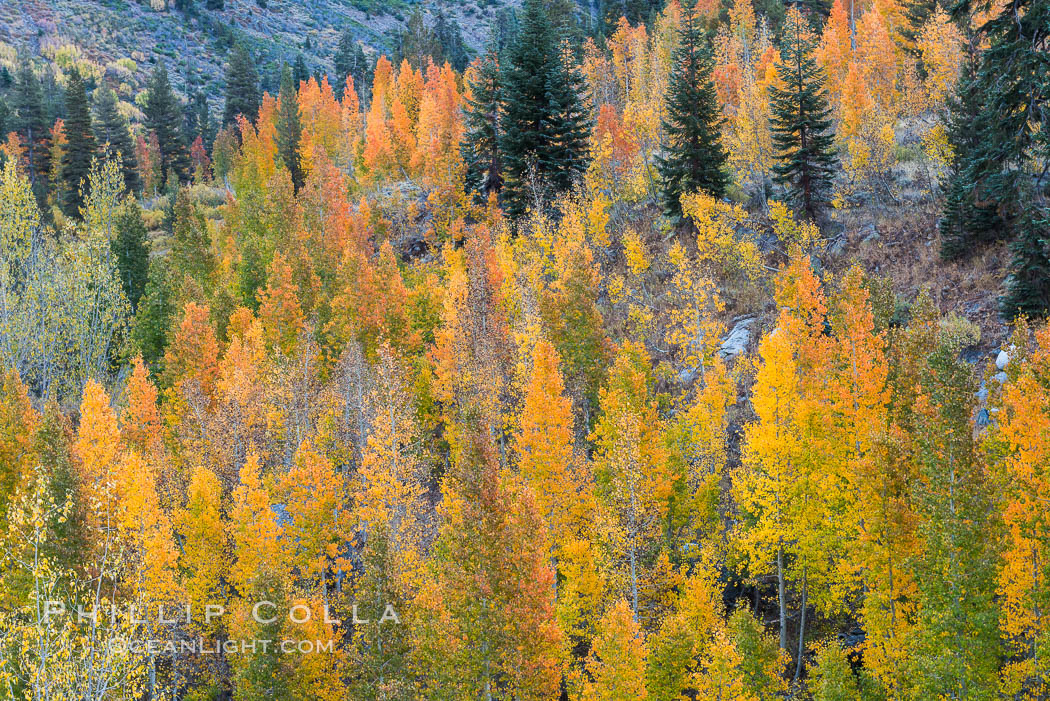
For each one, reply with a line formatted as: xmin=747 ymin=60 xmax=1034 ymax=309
xmin=818 ymin=0 xmax=854 ymax=109
xmin=992 ymin=322 xmax=1050 ymax=695
xmin=517 ymin=338 xmax=603 ymax=642
xmin=413 ymin=62 xmax=465 ymax=225
xmin=362 ymin=57 xmax=396 ymax=179
xmin=163 ymin=302 xmax=220 ymax=403
xmin=121 ymin=357 xmax=163 ymax=457
xmin=257 ymin=251 xmax=305 ymax=356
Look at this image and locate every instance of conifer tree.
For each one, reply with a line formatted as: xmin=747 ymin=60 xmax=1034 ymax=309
xmin=12 ymin=60 xmax=50 ymax=197
xmin=60 ymin=69 xmax=95 ymax=216
xmin=93 ymin=87 xmax=141 ymax=193
xmin=275 ymin=64 xmax=303 ymax=192
xmin=144 ymin=64 xmax=190 ymax=183
xmin=939 ymin=0 xmax=1048 ymax=314
xmin=499 ymin=0 xmax=589 ymax=217
xmin=293 ymin=54 xmax=310 ymax=92
xmin=333 ymin=30 xmax=367 ymax=101
xmin=112 ymin=199 xmax=150 ymax=312
xmin=433 ymin=10 xmax=469 ymax=71
xmin=1001 ymin=207 xmax=1050 ymax=319
xmin=132 ymin=261 xmax=176 ymax=369
xmin=461 ymin=52 xmax=503 ymax=200
xmin=770 ymin=8 xmax=837 ymax=218
xmin=657 ymin=0 xmax=729 ymax=219
xmin=224 ymin=43 xmax=261 ymax=127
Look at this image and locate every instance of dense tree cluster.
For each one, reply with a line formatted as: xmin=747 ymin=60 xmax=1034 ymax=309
xmin=0 ymin=0 xmax=1048 ymax=697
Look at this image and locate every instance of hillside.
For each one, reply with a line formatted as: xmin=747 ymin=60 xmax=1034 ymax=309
xmin=0 ymin=0 xmax=515 ymax=97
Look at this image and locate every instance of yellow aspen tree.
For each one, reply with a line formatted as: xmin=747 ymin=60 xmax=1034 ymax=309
xmin=178 ymin=464 xmax=226 ymax=635
xmin=73 ymin=379 xmax=125 ymax=533
xmin=583 ymin=599 xmax=649 ymax=701
xmin=592 ymin=341 xmax=672 ymax=625
xmin=733 ymin=256 xmax=841 ymax=677
xmin=916 ymin=8 xmax=965 ymax=108
xmin=517 ymin=338 xmax=603 ymax=646
xmin=350 ymin=347 xmax=426 ymax=698
xmin=0 ymin=370 xmax=39 ymax=530
xmin=648 ymin=557 xmax=752 ymax=700
xmin=281 ymin=440 xmax=350 ymax=598
xmin=228 ymin=450 xmax=286 ymax=595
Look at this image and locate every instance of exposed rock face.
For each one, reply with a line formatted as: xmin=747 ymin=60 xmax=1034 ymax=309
xmin=719 ymin=316 xmax=755 ymax=361
xmin=996 ymin=349 xmax=1009 ymax=370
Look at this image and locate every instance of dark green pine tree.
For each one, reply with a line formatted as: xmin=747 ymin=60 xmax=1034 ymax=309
xmin=60 ymin=69 xmax=96 ymax=216
xmin=433 ymin=10 xmax=470 ymax=72
xmin=112 ymin=200 xmax=151 ymax=312
xmin=940 ymin=0 xmax=1048 ymax=315
xmin=205 ymin=0 xmax=224 ymax=8
xmin=144 ymin=65 xmax=191 ymax=183
xmin=938 ymin=62 xmax=1002 ymax=259
xmin=223 ymin=42 xmax=261 ymax=127
xmin=334 ymin=30 xmax=360 ymax=100
xmin=499 ymin=0 xmax=590 ymax=218
xmin=769 ymin=9 xmax=837 ymax=219
xmin=1001 ymin=207 xmax=1050 ymax=320
xmin=396 ymin=8 xmax=440 ymax=70
xmin=461 ymin=51 xmax=503 ymax=200
xmin=191 ymin=89 xmax=214 ymax=148
xmin=657 ymin=0 xmax=729 ymax=219
xmin=12 ymin=60 xmax=50 ymax=197
xmin=275 ymin=64 xmax=303 ymax=192
xmin=93 ymin=87 xmax=141 ymax=193
xmin=0 ymin=97 xmax=8 ymax=138
xmin=292 ymin=54 xmax=310 ymax=92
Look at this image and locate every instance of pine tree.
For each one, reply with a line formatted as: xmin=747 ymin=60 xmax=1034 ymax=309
xmin=93 ymin=87 xmax=141 ymax=193
xmin=938 ymin=64 xmax=1004 ymax=260
xmin=112 ymin=199 xmax=150 ymax=312
xmin=1001 ymin=206 xmax=1050 ymax=320
xmin=144 ymin=65 xmax=190 ymax=183
xmin=433 ymin=10 xmax=469 ymax=72
xmin=499 ymin=0 xmax=589 ymax=217
xmin=292 ymin=53 xmax=310 ymax=92
xmin=770 ymin=8 xmax=838 ymax=219
xmin=333 ymin=30 xmax=368 ymax=101
xmin=12 ymin=60 xmax=50 ymax=197
xmin=657 ymin=0 xmax=729 ymax=219
xmin=461 ymin=51 xmax=503 ymax=200
xmin=396 ymin=8 xmax=440 ymax=70
xmin=275 ymin=64 xmax=303 ymax=192
xmin=939 ymin=0 xmax=1048 ymax=313
xmin=224 ymin=43 xmax=261 ymax=127
xmin=60 ymin=69 xmax=95 ymax=216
